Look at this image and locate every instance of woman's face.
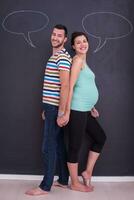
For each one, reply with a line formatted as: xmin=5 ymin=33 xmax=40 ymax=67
xmin=73 ymin=35 xmax=89 ymax=54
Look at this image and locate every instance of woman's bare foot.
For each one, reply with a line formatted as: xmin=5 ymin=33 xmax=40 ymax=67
xmin=25 ymin=187 xmax=49 ymax=196
xmin=81 ymin=171 xmax=94 ymax=189
xmin=70 ymin=182 xmax=93 ymax=192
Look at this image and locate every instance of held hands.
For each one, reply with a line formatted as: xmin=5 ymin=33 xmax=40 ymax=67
xmin=57 ymin=112 xmax=70 ymax=127
xmin=91 ymin=107 xmax=99 ymax=118
xmin=42 ymin=109 xmax=70 ymax=127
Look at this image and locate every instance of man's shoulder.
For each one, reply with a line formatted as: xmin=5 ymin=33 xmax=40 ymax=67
xmin=57 ymin=49 xmax=72 ymax=62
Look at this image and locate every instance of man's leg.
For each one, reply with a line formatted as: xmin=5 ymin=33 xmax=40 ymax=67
xmin=25 ymin=104 xmax=59 ymax=195
xmin=39 ymin=104 xmax=60 ymax=191
xmin=55 ymin=128 xmax=69 ymax=187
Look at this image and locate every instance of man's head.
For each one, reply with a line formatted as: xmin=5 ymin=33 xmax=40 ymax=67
xmin=51 ymin=24 xmax=68 ymax=49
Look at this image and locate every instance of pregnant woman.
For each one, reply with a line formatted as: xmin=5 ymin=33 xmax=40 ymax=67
xmin=57 ymin=31 xmax=106 ymax=192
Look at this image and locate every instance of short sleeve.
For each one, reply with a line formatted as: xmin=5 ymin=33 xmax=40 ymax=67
xmin=57 ymin=54 xmax=71 ymax=71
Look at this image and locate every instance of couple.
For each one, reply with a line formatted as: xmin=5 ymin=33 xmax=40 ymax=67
xmin=26 ymin=24 xmax=106 ymax=195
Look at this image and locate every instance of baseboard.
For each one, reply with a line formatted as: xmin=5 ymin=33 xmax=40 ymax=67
xmin=0 ymin=174 xmax=134 ymax=182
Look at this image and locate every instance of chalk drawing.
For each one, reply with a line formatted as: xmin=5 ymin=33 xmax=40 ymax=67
xmin=2 ymin=10 xmax=49 ymax=48
xmin=82 ymin=12 xmax=133 ymax=53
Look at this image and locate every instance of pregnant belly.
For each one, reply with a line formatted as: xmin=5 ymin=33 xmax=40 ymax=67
xmin=71 ymin=86 xmax=99 ymax=111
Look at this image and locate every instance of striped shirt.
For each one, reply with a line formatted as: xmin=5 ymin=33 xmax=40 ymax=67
xmin=42 ymin=48 xmax=72 ymax=106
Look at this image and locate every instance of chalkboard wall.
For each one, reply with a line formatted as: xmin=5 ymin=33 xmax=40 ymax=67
xmin=0 ymin=0 xmax=134 ymax=176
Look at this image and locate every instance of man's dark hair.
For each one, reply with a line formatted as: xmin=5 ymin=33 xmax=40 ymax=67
xmin=54 ymin=24 xmax=68 ymax=37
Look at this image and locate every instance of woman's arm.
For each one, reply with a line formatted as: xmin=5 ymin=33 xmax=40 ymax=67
xmin=57 ymin=56 xmax=84 ymax=127
xmin=66 ymin=56 xmax=83 ymax=114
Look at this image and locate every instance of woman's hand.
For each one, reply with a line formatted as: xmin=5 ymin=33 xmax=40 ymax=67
xmin=57 ymin=112 xmax=70 ymax=127
xmin=91 ymin=107 xmax=99 ymax=118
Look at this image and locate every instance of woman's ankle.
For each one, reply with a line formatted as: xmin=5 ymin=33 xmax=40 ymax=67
xmin=82 ymin=170 xmax=91 ymax=178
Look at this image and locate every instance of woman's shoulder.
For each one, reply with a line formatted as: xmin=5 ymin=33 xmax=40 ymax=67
xmin=73 ymin=55 xmax=83 ymax=64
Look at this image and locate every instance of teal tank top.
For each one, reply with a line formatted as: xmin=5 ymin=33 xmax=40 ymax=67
xmin=71 ymin=64 xmax=99 ymax=111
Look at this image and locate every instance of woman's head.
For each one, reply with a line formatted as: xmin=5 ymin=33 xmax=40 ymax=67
xmin=71 ymin=32 xmax=89 ymax=54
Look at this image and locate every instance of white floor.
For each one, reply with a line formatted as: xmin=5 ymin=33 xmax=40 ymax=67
xmin=0 ymin=179 xmax=134 ymax=200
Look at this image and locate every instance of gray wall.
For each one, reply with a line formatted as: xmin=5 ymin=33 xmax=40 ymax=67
xmin=0 ymin=0 xmax=134 ymax=175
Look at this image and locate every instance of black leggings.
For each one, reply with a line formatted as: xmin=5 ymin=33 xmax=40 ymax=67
xmin=65 ymin=110 xmax=106 ymax=163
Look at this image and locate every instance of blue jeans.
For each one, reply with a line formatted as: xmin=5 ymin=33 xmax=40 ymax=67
xmin=39 ymin=103 xmax=69 ymax=191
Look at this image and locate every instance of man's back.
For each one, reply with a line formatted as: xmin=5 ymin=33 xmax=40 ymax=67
xmin=42 ymin=48 xmax=71 ymax=106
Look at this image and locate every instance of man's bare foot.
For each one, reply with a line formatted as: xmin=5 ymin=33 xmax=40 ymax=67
xmin=25 ymin=187 xmax=49 ymax=196
xmin=70 ymin=182 xmax=93 ymax=192
xmin=53 ymin=180 xmax=68 ymax=188
xmin=81 ymin=171 xmax=94 ymax=189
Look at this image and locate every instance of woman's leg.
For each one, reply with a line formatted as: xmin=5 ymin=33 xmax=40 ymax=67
xmin=82 ymin=151 xmax=99 ymax=186
xmin=82 ymin=112 xmax=106 ymax=185
xmin=66 ymin=110 xmax=93 ymax=192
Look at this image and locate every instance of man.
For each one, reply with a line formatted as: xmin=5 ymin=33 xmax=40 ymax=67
xmin=26 ymin=24 xmax=72 ymax=195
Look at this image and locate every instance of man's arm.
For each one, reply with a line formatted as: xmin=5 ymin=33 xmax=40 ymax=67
xmin=58 ymin=70 xmax=70 ymax=117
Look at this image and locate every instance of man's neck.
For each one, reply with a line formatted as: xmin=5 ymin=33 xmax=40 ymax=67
xmin=52 ymin=46 xmax=65 ymax=55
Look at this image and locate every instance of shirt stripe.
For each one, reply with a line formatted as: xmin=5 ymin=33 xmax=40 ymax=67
xmin=42 ymin=48 xmax=72 ymax=106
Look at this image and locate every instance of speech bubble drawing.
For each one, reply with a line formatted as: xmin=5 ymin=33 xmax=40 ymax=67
xmin=2 ymin=10 xmax=49 ymax=48
xmin=82 ymin=12 xmax=133 ymax=53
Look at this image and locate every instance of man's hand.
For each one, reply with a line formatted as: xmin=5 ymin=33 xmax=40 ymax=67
xmin=91 ymin=107 xmax=99 ymax=118
xmin=42 ymin=111 xmax=45 ymax=120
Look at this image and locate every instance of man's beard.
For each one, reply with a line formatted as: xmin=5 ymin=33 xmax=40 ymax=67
xmin=52 ymin=40 xmax=64 ymax=49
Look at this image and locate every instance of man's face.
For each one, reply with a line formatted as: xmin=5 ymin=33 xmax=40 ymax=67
xmin=51 ymin=28 xmax=67 ymax=48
